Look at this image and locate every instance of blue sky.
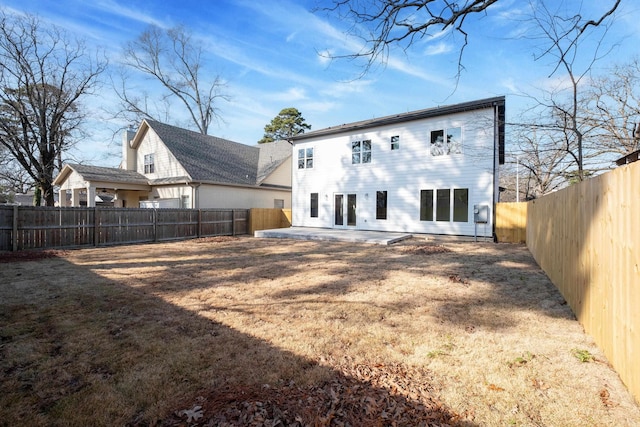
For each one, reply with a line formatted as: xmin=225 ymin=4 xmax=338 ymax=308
xmin=2 ymin=0 xmax=639 ymax=167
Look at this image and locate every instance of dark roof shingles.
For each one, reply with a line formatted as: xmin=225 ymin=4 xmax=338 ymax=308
xmin=69 ymin=164 xmax=149 ymax=185
xmin=146 ymin=120 xmax=289 ymax=186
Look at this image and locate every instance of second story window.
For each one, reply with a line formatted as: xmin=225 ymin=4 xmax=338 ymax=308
xmin=352 ymin=140 xmax=371 ymax=164
xmin=298 ymin=148 xmax=313 ymax=169
xmin=144 ymin=153 xmax=155 ymax=174
xmin=391 ymin=135 xmax=400 ymax=150
xmin=431 ymin=127 xmax=462 ymax=156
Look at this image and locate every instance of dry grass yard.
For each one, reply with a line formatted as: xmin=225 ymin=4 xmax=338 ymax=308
xmin=1 ymin=236 xmax=639 ymax=426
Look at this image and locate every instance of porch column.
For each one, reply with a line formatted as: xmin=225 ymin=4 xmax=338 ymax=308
xmin=71 ymin=188 xmax=82 ymax=207
xmin=86 ymin=184 xmax=96 ymax=208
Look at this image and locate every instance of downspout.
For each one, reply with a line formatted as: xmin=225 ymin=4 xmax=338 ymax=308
xmin=190 ymin=183 xmax=201 ymax=209
xmin=492 ymin=102 xmax=499 ymax=242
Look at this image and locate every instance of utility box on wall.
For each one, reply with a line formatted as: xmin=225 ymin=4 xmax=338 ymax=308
xmin=474 ymin=204 xmax=489 ymax=224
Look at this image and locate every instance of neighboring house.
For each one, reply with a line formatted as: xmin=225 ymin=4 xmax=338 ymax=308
xmin=290 ymin=96 xmax=505 ymax=238
xmin=54 ymin=119 xmax=292 ymax=209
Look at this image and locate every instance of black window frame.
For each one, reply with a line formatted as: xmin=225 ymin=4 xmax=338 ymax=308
xmin=310 ymin=193 xmax=318 ymax=217
xmin=453 ymin=188 xmax=469 ymax=222
xmin=376 ymin=191 xmax=387 ymax=220
xmin=420 ymin=189 xmax=434 ymax=221
xmin=436 ymin=189 xmax=450 ymax=222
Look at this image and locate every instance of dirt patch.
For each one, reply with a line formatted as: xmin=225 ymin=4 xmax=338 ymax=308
xmin=0 ymin=249 xmax=67 ymax=263
xmin=399 ymin=243 xmax=452 ymax=255
xmin=1 ymin=236 xmax=638 ymax=426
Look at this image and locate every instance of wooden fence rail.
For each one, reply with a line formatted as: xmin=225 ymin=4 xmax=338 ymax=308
xmin=525 ymin=161 xmax=640 ymax=405
xmin=495 ymin=202 xmax=527 ymax=243
xmin=0 ymin=206 xmax=249 ymax=251
xmin=248 ymin=208 xmax=291 ymax=235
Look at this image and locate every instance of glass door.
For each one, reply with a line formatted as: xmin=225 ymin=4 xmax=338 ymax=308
xmin=347 ymin=194 xmax=356 ymax=226
xmin=334 ymin=194 xmax=344 ymax=226
xmin=334 ymin=193 xmax=357 ymax=227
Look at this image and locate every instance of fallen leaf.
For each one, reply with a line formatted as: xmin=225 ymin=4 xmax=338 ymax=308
xmin=178 ymin=405 xmax=204 ymax=422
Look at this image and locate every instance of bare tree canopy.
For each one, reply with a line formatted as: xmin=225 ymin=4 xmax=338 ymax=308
xmin=587 ymin=57 xmax=640 ymax=156
xmin=119 ymin=25 xmax=228 ymax=135
xmin=0 ymin=11 xmax=106 ymax=206
xmin=321 ymin=0 xmax=621 ymax=77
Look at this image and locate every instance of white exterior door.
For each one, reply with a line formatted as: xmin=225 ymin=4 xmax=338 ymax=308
xmin=334 ymin=193 xmax=356 ymax=227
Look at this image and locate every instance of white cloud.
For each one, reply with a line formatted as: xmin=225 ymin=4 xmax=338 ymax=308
xmin=319 ymin=79 xmax=375 ymax=98
xmin=93 ymin=0 xmax=167 ymax=28
xmin=424 ymin=41 xmax=453 ymax=56
xmin=273 ymin=87 xmax=307 ymax=102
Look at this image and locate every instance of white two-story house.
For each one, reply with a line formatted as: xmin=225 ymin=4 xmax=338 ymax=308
xmin=289 ymin=97 xmax=505 ymax=238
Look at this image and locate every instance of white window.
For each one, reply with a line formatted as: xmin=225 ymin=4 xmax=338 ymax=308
xmin=352 ymin=140 xmax=371 ymax=164
xmin=430 ymin=127 xmax=462 ymax=156
xmin=298 ymin=147 xmax=313 ymax=169
xmin=391 ymin=135 xmax=400 ymax=150
xmin=144 ymin=153 xmax=155 ymax=173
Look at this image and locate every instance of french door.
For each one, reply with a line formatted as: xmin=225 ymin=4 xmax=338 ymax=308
xmin=334 ymin=193 xmax=356 ymax=227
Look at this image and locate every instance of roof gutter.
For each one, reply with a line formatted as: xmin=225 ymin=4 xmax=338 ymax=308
xmin=291 ymin=96 xmax=506 ymax=142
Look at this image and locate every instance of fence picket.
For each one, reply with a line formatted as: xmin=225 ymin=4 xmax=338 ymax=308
xmin=0 ymin=207 xmax=251 ymax=251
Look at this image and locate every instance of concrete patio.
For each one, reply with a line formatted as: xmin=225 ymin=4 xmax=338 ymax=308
xmin=254 ymin=227 xmax=413 ymax=245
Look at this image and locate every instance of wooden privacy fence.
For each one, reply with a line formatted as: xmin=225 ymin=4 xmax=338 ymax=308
xmin=248 ymin=208 xmax=291 ymax=235
xmin=495 ymin=202 xmax=527 ymax=243
xmin=526 ymin=161 xmax=640 ymax=404
xmin=0 ymin=206 xmax=248 ymax=251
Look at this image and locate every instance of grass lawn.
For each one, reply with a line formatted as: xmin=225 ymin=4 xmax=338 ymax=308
xmin=1 ymin=236 xmax=638 ymax=426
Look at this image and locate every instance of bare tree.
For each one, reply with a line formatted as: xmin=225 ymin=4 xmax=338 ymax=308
xmin=586 ymin=57 xmax=640 ymax=156
xmin=321 ymin=0 xmax=498 ymax=76
xmin=520 ymin=0 xmax=621 ymax=182
xmin=512 ymin=122 xmax=574 ymax=199
xmin=321 ymin=1 xmax=620 ymax=77
xmin=119 ymin=25 xmax=228 ymax=135
xmin=0 ymin=11 xmax=106 ymax=206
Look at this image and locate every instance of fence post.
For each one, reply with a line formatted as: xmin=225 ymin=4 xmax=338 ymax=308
xmin=12 ymin=205 xmax=18 ymax=252
xmin=232 ymin=209 xmax=237 ymax=236
xmin=93 ymin=207 xmax=100 ymax=247
xmin=198 ymin=209 xmax=202 ymax=238
xmin=153 ymin=209 xmax=158 ymax=242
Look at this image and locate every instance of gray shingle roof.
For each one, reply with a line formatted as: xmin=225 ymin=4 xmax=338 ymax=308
xmin=146 ymin=120 xmax=289 ymax=186
xmin=67 ymin=164 xmax=149 ymax=185
xmin=60 ymin=122 xmax=291 ymax=190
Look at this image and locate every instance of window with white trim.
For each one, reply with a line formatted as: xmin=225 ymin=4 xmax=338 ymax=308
xmin=430 ymin=127 xmax=462 ymax=156
xmin=391 ymin=135 xmax=400 ymax=150
xmin=298 ymin=148 xmax=313 ymax=169
xmin=144 ymin=153 xmax=155 ymax=174
xmin=352 ymin=140 xmax=371 ymax=164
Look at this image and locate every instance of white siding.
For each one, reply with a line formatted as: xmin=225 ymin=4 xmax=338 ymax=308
xmin=136 ymin=129 xmax=189 ymax=179
xmin=261 ymin=157 xmax=292 ymax=187
xmin=58 ymin=170 xmax=86 ymax=191
xmin=292 ymin=109 xmax=497 ymax=237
